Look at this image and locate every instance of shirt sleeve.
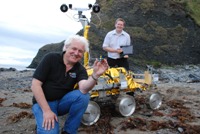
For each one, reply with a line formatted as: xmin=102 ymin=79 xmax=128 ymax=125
xmin=102 ymin=33 xmax=110 ymax=48
xmin=127 ymin=34 xmax=131 ymax=46
xmin=77 ymin=65 xmax=88 ymax=82
xmin=33 ymin=53 xmax=52 ymax=82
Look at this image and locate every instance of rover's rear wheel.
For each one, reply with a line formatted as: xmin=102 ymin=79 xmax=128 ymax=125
xmin=149 ymin=92 xmax=162 ymax=110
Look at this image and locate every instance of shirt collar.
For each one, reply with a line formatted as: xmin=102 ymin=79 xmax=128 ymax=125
xmin=58 ymin=51 xmax=65 ymax=65
xmin=113 ymin=30 xmax=125 ymax=35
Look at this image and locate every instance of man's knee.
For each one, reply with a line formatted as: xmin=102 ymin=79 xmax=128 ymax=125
xmin=78 ymin=91 xmax=90 ymax=107
xmin=74 ymin=90 xmax=90 ymax=102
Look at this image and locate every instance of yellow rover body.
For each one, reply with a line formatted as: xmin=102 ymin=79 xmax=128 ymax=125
xmin=86 ymin=67 xmax=150 ymax=97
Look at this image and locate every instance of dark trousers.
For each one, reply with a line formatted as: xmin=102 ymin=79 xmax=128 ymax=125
xmin=107 ymin=57 xmax=129 ymax=70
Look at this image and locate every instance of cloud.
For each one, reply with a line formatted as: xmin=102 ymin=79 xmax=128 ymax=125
xmin=0 ymin=0 xmax=95 ymax=44
xmin=0 ymin=0 xmax=95 ymax=67
xmin=0 ymin=24 xmax=72 ymax=50
xmin=0 ymin=46 xmax=35 ymax=66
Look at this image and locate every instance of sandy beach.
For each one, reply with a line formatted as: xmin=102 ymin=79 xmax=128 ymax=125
xmin=0 ymin=68 xmax=200 ymax=134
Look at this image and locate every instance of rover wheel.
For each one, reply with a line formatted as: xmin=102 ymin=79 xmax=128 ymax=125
xmin=115 ymin=95 xmax=136 ymax=116
xmin=81 ymin=101 xmax=100 ymax=126
xmin=149 ymin=92 xmax=162 ymax=110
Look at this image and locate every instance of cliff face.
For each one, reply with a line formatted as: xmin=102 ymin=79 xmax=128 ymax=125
xmin=28 ymin=0 xmax=200 ymax=69
xmin=28 ymin=41 xmax=64 ymax=68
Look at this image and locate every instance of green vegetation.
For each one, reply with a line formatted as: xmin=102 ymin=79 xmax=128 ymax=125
xmin=126 ymin=27 xmax=154 ymax=41
xmin=132 ymin=59 xmax=162 ymax=68
xmin=101 ymin=19 xmax=115 ymax=30
xmin=186 ymin=0 xmax=200 ymax=25
xmin=140 ymin=0 xmax=155 ymax=13
xmin=146 ymin=60 xmax=162 ymax=68
xmin=155 ymin=26 xmax=168 ymax=40
xmin=100 ymin=0 xmax=114 ymax=11
xmin=174 ymin=0 xmax=200 ymax=26
xmin=153 ymin=45 xmax=180 ymax=56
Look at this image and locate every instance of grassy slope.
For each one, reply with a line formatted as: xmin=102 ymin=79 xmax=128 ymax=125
xmin=177 ymin=0 xmax=200 ymax=25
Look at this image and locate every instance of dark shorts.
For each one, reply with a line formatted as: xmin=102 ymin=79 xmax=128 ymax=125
xmin=107 ymin=57 xmax=129 ymax=70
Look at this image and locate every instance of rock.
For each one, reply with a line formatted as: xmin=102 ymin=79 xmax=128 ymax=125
xmin=0 ymin=67 xmax=16 ymax=72
xmin=27 ymin=41 xmax=64 ymax=69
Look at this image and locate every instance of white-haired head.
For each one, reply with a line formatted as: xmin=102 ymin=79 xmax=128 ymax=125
xmin=63 ymin=35 xmax=89 ymax=52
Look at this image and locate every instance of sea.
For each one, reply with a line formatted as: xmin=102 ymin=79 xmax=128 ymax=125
xmin=0 ymin=64 xmax=34 ymax=71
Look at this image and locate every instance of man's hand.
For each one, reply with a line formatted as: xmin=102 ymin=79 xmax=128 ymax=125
xmin=93 ymin=59 xmax=109 ymax=78
xmin=116 ymin=48 xmax=123 ymax=53
xmin=124 ymin=55 xmax=129 ymax=58
xmin=42 ymin=110 xmax=58 ymax=130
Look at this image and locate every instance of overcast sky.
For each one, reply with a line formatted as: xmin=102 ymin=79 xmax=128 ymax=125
xmin=0 ymin=0 xmax=95 ymax=67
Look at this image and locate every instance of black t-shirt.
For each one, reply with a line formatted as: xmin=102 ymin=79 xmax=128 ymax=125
xmin=32 ymin=52 xmax=88 ymax=104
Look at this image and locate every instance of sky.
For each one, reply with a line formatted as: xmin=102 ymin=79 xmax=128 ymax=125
xmin=0 ymin=0 xmax=95 ymax=68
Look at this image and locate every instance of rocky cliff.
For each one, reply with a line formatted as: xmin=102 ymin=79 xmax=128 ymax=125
xmin=28 ymin=0 xmax=200 ymax=70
